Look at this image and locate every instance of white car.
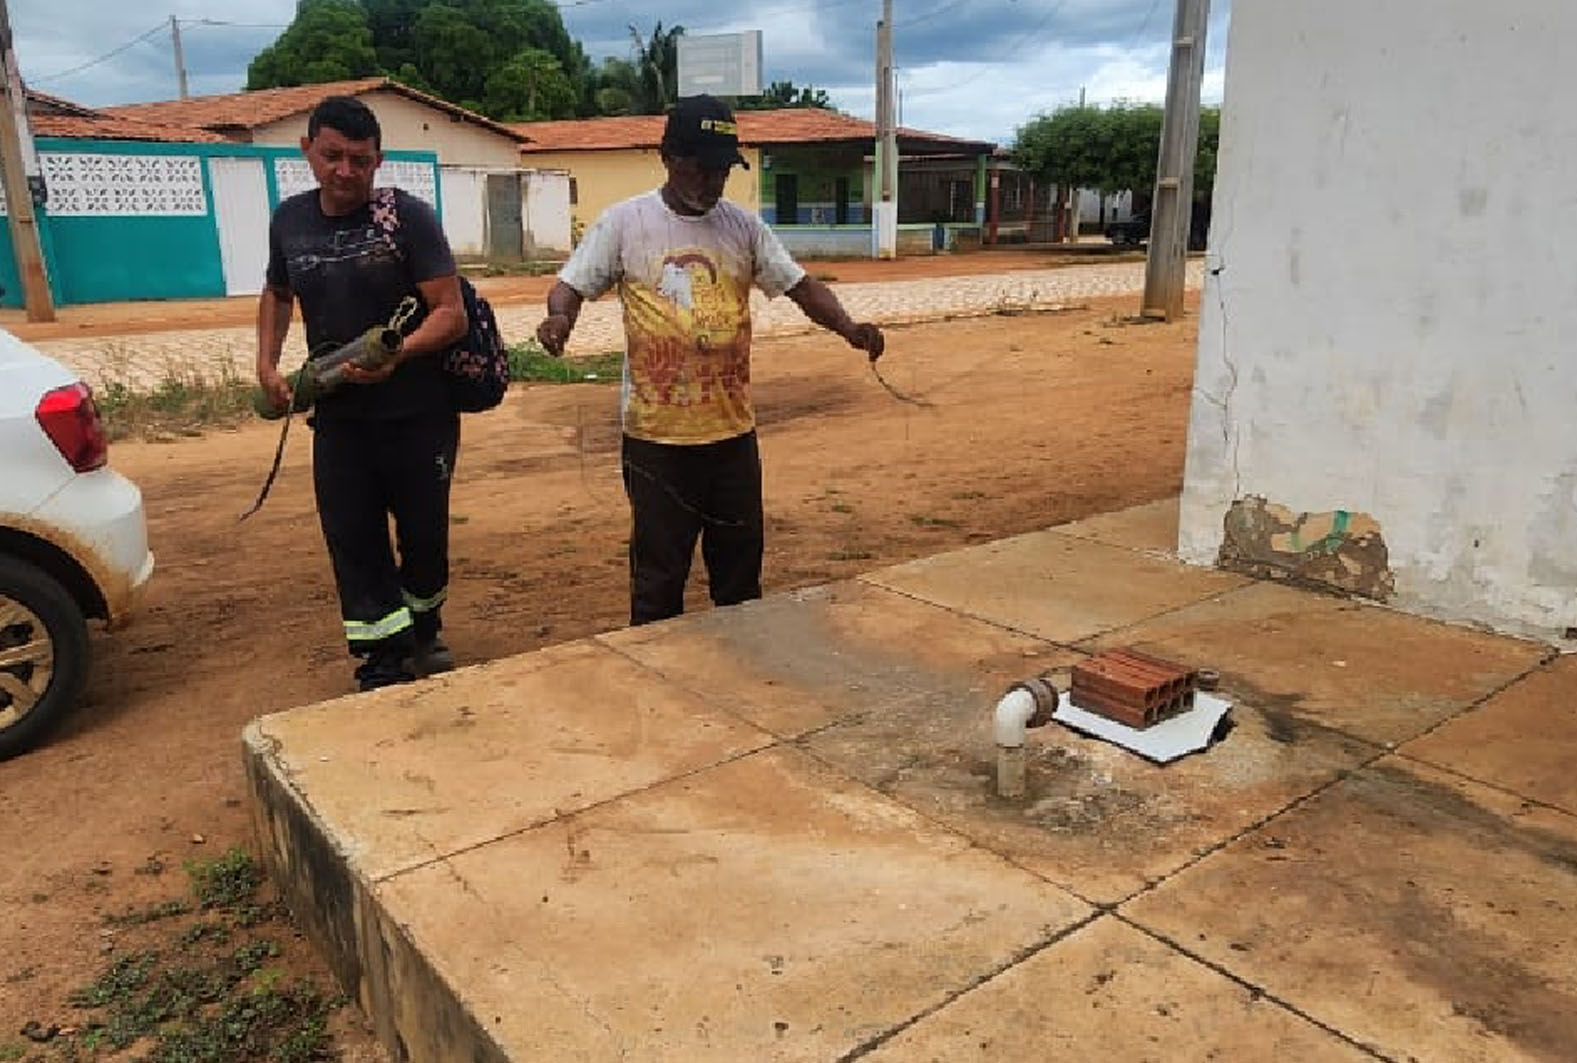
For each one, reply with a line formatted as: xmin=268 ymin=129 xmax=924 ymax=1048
xmin=0 ymin=330 xmax=153 ymax=758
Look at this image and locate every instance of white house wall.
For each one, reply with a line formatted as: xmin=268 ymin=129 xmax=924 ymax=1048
xmin=1178 ymin=1 xmax=1577 ymax=639
xmin=440 ymin=167 xmax=488 ymax=258
xmin=524 ymin=170 xmax=572 ymax=255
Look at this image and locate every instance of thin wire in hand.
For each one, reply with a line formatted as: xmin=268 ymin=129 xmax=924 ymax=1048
xmin=869 ymin=359 xmax=936 ymax=408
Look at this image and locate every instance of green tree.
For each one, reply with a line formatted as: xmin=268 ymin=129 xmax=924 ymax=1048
xmin=1012 ymin=101 xmax=1220 ymax=209
xmin=738 ymin=80 xmax=833 ymax=110
xmin=246 ymin=0 xmax=380 ymax=90
xmin=249 ymin=0 xmax=598 ymax=118
xmin=628 ymin=22 xmax=683 ymax=114
xmin=484 ymin=48 xmax=578 ymax=120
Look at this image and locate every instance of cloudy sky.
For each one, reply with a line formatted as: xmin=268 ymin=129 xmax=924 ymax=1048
xmin=12 ymin=0 xmax=1229 ymax=145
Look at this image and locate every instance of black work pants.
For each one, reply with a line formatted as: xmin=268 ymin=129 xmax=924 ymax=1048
xmin=312 ymin=412 xmax=459 ymax=657
xmin=621 ymin=431 xmax=764 ymax=626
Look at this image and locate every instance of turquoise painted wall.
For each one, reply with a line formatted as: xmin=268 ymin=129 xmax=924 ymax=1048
xmin=49 ymin=217 xmax=226 ymax=304
xmin=0 ymin=140 xmax=441 ymax=308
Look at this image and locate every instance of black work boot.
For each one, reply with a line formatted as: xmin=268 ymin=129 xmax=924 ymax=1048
xmin=409 ymin=636 xmax=455 ymax=677
xmin=355 ymin=649 xmax=416 ymax=693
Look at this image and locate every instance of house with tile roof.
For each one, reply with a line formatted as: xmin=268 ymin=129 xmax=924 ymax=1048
xmin=101 ymin=78 xmax=571 ymax=261
xmin=513 ymin=108 xmax=998 ymax=257
xmin=0 ymin=89 xmax=446 ymax=307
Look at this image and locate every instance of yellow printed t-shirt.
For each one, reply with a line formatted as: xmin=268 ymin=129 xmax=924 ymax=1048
xmin=558 ymin=191 xmax=806 ymax=445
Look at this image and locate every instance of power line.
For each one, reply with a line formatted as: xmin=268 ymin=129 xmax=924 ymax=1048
xmin=30 ymin=21 xmax=168 ymax=83
xmin=904 ymin=0 xmax=1069 ymax=98
xmin=898 ymin=0 xmax=970 ymax=29
xmin=181 ymin=19 xmax=289 ymax=30
xmin=1127 ymin=0 xmax=1165 ymax=48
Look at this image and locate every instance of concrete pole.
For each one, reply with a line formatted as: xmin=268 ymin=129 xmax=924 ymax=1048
xmin=872 ymin=0 xmax=897 ymax=258
xmin=0 ymin=0 xmax=53 ymax=322
xmin=170 ymin=15 xmax=189 ymax=100
xmin=1141 ymin=0 xmax=1211 ymax=320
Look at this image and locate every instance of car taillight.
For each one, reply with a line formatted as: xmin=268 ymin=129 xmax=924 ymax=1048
xmin=35 ymin=382 xmax=108 ymax=473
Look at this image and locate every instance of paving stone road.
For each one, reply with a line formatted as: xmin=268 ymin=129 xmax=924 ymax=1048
xmin=35 ymin=260 xmax=1203 ymax=392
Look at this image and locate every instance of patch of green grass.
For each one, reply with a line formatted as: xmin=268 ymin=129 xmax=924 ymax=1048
xmin=147 ymin=981 xmax=332 ymax=1063
xmin=828 ymin=549 xmax=875 ymax=562
xmin=61 ymin=844 xmax=339 ymax=1062
xmin=94 ymin=365 xmax=256 ymax=443
xmin=104 ymin=899 xmax=192 ymax=928
xmin=188 ymin=847 xmax=262 ymax=912
xmin=68 ymin=951 xmax=159 ymax=1009
xmin=0 ymin=1040 xmax=27 ymax=1062
xmin=829 ymin=502 xmax=854 ymax=515
xmin=507 ymin=342 xmax=624 ymax=384
xmin=179 ymin=921 xmax=232 ymax=950
xmin=908 ymin=514 xmax=963 ymax=529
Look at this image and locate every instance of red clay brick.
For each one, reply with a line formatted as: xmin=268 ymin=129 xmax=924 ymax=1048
xmin=1071 ymin=650 xmax=1199 ymax=728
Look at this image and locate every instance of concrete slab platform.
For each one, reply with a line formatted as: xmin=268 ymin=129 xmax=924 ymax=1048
xmin=1084 ymin=582 xmax=1548 ymax=746
xmin=861 ymin=531 xmax=1248 ymax=644
xmin=862 ymin=916 xmax=1371 ymax=1062
xmin=1047 ymin=497 xmax=1181 ymax=554
xmin=804 ymin=676 xmax=1374 ymax=905
xmin=1402 ymin=656 xmax=1577 ymax=815
xmin=599 ymin=581 xmax=1064 ymax=739
xmin=246 ymin=640 xmax=773 ymax=881
xmin=1122 ymin=758 xmax=1577 ymax=1062
xmin=369 ymin=748 xmax=1090 ymax=1061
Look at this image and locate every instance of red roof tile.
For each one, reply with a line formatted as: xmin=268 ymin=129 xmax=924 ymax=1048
xmin=24 ymin=89 xmax=99 ymax=118
xmin=29 ymin=114 xmax=228 ymax=144
xmin=513 ymin=108 xmax=992 ymax=155
xmin=102 ymin=78 xmax=528 ymax=144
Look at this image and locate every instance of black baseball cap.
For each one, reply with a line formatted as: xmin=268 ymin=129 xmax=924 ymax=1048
xmin=662 ymin=95 xmax=750 ymax=170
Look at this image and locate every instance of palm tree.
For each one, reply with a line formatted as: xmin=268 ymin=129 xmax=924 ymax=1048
xmin=627 ymin=22 xmax=682 ymax=114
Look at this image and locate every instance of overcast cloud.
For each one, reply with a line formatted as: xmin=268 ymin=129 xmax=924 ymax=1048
xmin=12 ymin=0 xmax=1229 ymax=146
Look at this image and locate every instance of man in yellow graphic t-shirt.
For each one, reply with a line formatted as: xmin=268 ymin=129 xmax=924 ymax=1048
xmin=537 ymin=95 xmax=885 ymax=625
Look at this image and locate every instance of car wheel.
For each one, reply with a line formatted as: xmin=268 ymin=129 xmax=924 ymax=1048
xmin=0 ymin=555 xmax=90 ymax=759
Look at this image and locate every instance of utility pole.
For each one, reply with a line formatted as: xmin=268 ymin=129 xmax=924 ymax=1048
xmin=1141 ymin=0 xmax=1210 ymax=320
xmin=872 ymin=0 xmax=897 ymax=258
xmin=0 ymin=0 xmax=53 ymax=321
xmin=170 ymin=15 xmax=189 ymax=100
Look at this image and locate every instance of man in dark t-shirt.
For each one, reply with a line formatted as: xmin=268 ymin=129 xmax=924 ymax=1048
xmin=256 ymin=96 xmax=468 ymax=692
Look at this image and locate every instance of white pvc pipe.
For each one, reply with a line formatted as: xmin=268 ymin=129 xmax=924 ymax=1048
xmin=993 ymin=687 xmax=1039 ymax=749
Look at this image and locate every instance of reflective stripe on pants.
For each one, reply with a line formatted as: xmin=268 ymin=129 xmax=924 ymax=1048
xmin=343 ymin=606 xmax=413 ymax=644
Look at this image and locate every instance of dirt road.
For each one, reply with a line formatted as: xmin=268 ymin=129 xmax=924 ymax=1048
xmin=0 ymin=298 xmax=1197 ymax=1055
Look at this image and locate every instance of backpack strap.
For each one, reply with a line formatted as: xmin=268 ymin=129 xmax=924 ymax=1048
xmin=370 ymin=187 xmax=402 ymax=259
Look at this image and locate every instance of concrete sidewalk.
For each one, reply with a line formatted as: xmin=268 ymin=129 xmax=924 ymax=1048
xmin=245 ymin=498 xmax=1576 ymax=1062
xmin=39 ymin=260 xmax=1202 ymax=393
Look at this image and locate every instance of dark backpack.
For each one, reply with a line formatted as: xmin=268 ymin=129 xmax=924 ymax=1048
xmin=371 ymin=187 xmax=509 ymax=413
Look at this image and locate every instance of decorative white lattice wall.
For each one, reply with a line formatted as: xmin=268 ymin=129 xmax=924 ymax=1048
xmin=0 ymin=153 xmax=209 ymax=217
xmin=272 ymin=158 xmax=439 ymax=209
xmin=0 ymin=152 xmax=440 ymax=217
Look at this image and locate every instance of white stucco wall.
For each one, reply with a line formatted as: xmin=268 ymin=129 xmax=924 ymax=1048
xmin=1179 ymin=2 xmax=1577 ymax=639
xmin=524 ymin=170 xmax=572 ymax=255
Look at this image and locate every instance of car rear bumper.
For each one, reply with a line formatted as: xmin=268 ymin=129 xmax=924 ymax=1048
xmin=29 ymin=467 xmax=154 ymax=628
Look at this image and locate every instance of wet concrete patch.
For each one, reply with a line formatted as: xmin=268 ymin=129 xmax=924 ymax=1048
xmin=803 ymin=667 xmax=1375 ymax=904
xmin=1402 ymin=656 xmax=1577 ymax=815
xmin=600 ymin=581 xmax=1069 ymax=738
xmin=1123 ymin=757 xmax=1577 ymax=1062
xmin=1082 ymin=581 xmax=1547 ymax=746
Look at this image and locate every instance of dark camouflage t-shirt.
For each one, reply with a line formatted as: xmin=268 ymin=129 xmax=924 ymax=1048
xmin=265 ymin=188 xmax=455 ymax=420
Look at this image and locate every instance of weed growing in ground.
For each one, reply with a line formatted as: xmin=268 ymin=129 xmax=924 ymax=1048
xmin=507 ymin=342 xmax=624 ymax=384
xmin=93 ymin=360 xmax=255 ymax=442
xmin=47 ymin=847 xmax=338 ymax=1062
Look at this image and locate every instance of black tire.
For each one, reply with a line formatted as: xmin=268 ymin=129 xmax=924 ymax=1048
xmin=0 ymin=555 xmax=90 ymax=760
